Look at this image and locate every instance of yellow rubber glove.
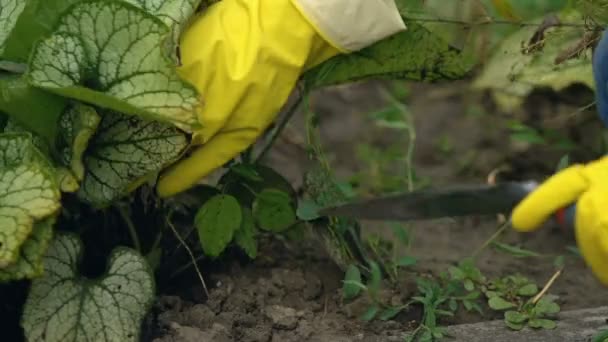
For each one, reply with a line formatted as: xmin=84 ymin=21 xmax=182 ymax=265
xmin=156 ymin=0 xmax=406 ymax=197
xmin=511 ymin=156 xmax=608 ymax=286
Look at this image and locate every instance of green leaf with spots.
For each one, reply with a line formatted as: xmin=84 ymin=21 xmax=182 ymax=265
xmin=234 ymin=208 xmax=258 ymax=259
xmin=195 ymin=194 xmax=242 ymax=258
xmin=0 ymin=133 xmax=61 ymax=269
xmin=57 ymin=103 xmax=102 ymax=182
xmin=303 ymin=22 xmax=472 ymax=89
xmin=28 ymin=0 xmax=202 ymax=131
xmin=472 ymin=9 xmax=593 ymax=111
xmin=0 ymin=0 xmax=26 ymax=55
xmin=77 ymin=110 xmax=188 ymax=207
xmin=0 ymin=217 xmax=55 ymax=282
xmin=0 ymin=75 xmax=68 ymax=143
xmin=253 ymin=189 xmax=297 ymax=233
xmin=21 ymin=233 xmax=155 ymax=342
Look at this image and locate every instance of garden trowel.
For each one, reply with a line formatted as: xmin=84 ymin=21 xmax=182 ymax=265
xmin=319 ymin=181 xmax=575 ymax=228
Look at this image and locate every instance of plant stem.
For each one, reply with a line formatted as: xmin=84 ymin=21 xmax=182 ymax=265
xmin=254 ymin=86 xmax=304 ymax=163
xmin=166 ymin=214 xmax=210 ymax=298
xmin=472 ymin=220 xmax=510 ymax=258
xmin=532 ymin=269 xmax=563 ymax=304
xmin=117 ymin=205 xmax=141 ymax=252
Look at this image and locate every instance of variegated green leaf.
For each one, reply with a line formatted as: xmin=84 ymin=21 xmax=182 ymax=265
xmin=0 ymin=216 xmax=55 ymax=282
xmin=77 ymin=110 xmax=188 ymax=207
xmin=28 ymin=0 xmax=202 ymax=131
xmin=0 ymin=0 xmax=26 ymax=54
xmin=0 ymin=133 xmax=60 ymax=268
xmin=22 ymin=233 xmax=155 ymax=342
xmin=58 ymin=104 xmax=102 ymax=182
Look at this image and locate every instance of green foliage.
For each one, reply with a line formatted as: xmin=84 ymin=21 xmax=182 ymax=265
xmin=21 ymin=233 xmax=155 ymax=342
xmin=1 ymin=0 xmax=565 ymax=338
xmin=0 ymin=133 xmax=60 ymax=275
xmin=252 ymin=189 xmax=297 ymax=232
xmin=304 ymin=21 xmax=474 ymax=89
xmin=195 ymin=194 xmax=242 ymax=257
xmin=27 ymin=0 xmax=201 ymax=131
xmin=473 ymin=8 xmax=594 ymax=111
xmin=503 ymin=297 xmax=561 ymax=330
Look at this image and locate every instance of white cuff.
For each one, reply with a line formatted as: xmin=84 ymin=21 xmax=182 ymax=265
xmin=291 ymin=0 xmax=406 ymax=52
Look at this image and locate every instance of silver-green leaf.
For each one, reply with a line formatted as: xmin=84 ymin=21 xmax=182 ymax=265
xmin=22 ymin=233 xmax=155 ymax=342
xmin=0 ymin=0 xmax=26 ymax=54
xmin=57 ymin=103 xmax=102 ymax=182
xmin=77 ymin=110 xmax=188 ymax=207
xmin=0 ymin=133 xmax=60 ymax=268
xmin=28 ymin=0 xmax=202 ymax=131
xmin=0 ymin=217 xmax=55 ymax=282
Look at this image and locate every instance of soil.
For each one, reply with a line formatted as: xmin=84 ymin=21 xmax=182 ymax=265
xmin=145 ymin=79 xmax=608 ymax=341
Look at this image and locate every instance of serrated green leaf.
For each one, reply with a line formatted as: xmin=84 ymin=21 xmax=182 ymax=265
xmin=528 ymin=318 xmax=557 ymax=329
xmin=234 ymin=208 xmax=257 ymax=259
xmin=21 ymin=233 xmax=155 ymax=342
xmin=195 ymin=194 xmax=242 ymax=257
xmin=505 ymin=310 xmax=528 ymax=324
xmin=489 ymin=296 xmax=517 ymax=310
xmin=303 ymin=22 xmax=472 ymax=89
xmin=252 ymin=189 xmax=297 ymax=233
xmin=343 ymin=264 xmax=363 ymax=300
xmin=296 ymin=199 xmax=321 ymax=221
xmin=57 ymin=104 xmax=101 ymax=182
xmin=0 ymin=75 xmax=67 ymax=143
xmin=517 ymin=283 xmax=539 ymax=296
xmin=0 ymin=216 xmax=55 ymax=282
xmin=28 ymin=0 xmax=201 ymax=131
xmin=464 ymin=279 xmax=475 ymax=291
xmin=0 ymin=133 xmax=60 ymax=268
xmin=0 ymin=0 xmax=26 ymax=55
xmin=361 ymin=305 xmax=380 ymax=321
xmin=77 ymin=110 xmax=188 ymax=207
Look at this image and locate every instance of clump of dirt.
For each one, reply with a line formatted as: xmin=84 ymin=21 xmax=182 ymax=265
xmin=146 ymin=239 xmax=416 ymax=342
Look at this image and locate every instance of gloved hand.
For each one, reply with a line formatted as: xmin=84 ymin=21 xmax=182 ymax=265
xmin=156 ymin=0 xmax=406 ymax=197
xmin=511 ymin=156 xmax=608 ymax=286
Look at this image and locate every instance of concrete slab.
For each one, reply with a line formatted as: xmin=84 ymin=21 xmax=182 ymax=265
xmin=445 ymin=306 xmax=608 ymax=342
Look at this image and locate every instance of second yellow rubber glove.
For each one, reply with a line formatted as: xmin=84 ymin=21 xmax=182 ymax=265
xmin=156 ymin=0 xmax=406 ymax=197
xmin=511 ymin=156 xmax=608 ymax=286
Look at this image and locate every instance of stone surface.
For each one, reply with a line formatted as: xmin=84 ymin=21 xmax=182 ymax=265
xmin=445 ymin=306 xmax=608 ymax=342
